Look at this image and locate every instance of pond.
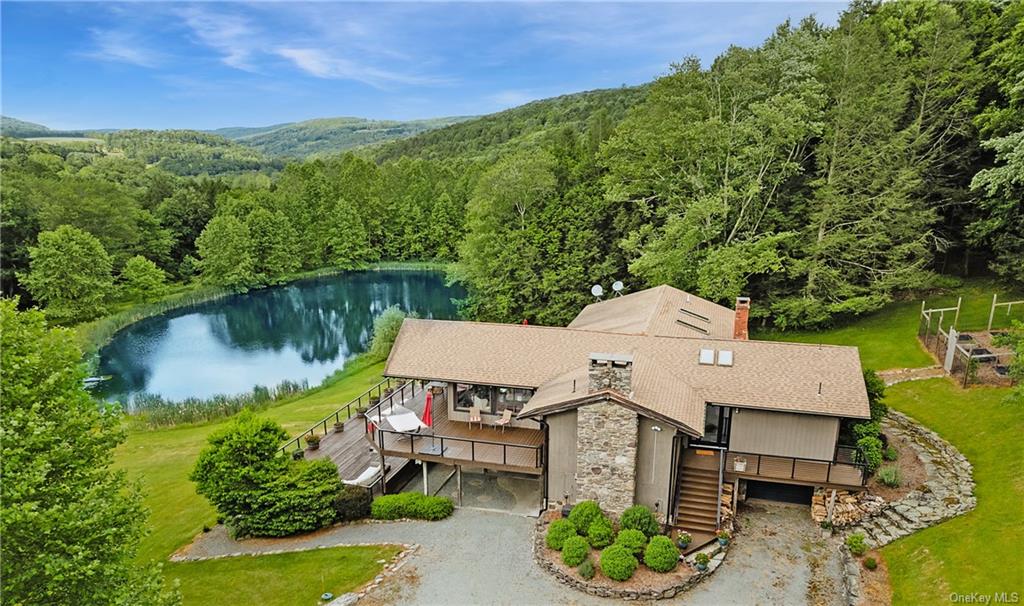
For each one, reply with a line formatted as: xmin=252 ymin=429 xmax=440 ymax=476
xmin=94 ymin=270 xmax=464 ymax=403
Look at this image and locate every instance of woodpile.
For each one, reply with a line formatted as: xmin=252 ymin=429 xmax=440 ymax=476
xmin=719 ymin=484 xmax=735 ymax=530
xmin=811 ymin=488 xmax=885 ymax=527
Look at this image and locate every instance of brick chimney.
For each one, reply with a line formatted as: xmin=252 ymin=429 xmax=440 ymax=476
xmin=733 ymin=297 xmax=750 ymax=340
xmin=588 ymin=353 xmax=633 ymax=396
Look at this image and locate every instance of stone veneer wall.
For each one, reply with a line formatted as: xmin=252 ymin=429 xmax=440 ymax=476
xmin=575 ymin=400 xmax=638 ymax=513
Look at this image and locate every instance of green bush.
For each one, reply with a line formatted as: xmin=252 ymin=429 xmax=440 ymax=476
xmin=863 ymin=369 xmax=888 ymax=422
xmin=846 ymin=533 xmax=867 ymax=556
xmin=883 ymin=445 xmax=899 ymax=461
xmin=546 ymin=519 xmax=578 ymax=550
xmin=643 ymin=535 xmax=680 ymax=572
xmin=562 ymin=535 xmax=590 ymax=567
xmin=599 ymin=544 xmax=638 ymax=582
xmin=567 ymin=500 xmax=603 ymax=534
xmin=587 ymin=516 xmax=615 ymax=549
xmin=614 ymin=528 xmax=648 ymax=556
xmin=864 ymin=556 xmax=878 ymax=570
xmin=578 ymin=559 xmax=596 ymax=580
xmin=190 ymin=411 xmax=341 ymax=538
xmin=620 ymin=504 xmax=660 ymax=537
xmin=877 ymin=465 xmax=902 ymax=487
xmin=853 ymin=421 xmax=881 ymax=441
xmin=858 ymin=436 xmax=884 ymax=473
xmin=334 ymin=484 xmax=372 ymax=522
xmin=369 ymin=306 xmax=414 ymax=360
xmin=370 ymin=492 xmax=454 ymax=521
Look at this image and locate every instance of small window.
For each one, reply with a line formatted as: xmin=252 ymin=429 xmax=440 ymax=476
xmin=717 ymin=350 xmax=733 ymax=367
xmin=698 ymin=349 xmax=715 ymax=365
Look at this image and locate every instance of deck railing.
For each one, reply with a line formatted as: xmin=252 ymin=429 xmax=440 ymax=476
xmin=725 ymin=449 xmax=868 ymax=486
xmin=361 ymin=379 xmax=423 ymax=434
xmin=373 ymin=427 xmax=544 ymax=470
xmin=279 ymin=376 xmax=404 ymax=456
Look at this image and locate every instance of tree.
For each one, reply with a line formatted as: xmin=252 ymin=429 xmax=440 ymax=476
xmin=18 ymin=225 xmax=113 ymax=323
xmin=324 ymin=199 xmax=373 ymax=266
xmin=0 ymin=300 xmax=179 ymax=605
xmin=194 ymin=215 xmax=256 ymax=290
xmin=190 ymin=412 xmax=341 ymax=538
xmin=968 ymin=130 xmax=1024 ymax=283
xmin=245 ymin=208 xmax=301 ymax=284
xmin=120 ymin=255 xmax=168 ymax=302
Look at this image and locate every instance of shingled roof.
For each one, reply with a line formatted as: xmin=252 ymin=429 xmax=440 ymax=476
xmin=385 ymin=285 xmax=871 ymax=431
xmin=569 ymin=285 xmax=736 ymax=339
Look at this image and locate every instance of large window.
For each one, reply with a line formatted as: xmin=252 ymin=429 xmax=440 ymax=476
xmin=456 ymin=384 xmax=533 ymax=414
xmin=693 ymin=404 xmax=731 ymax=447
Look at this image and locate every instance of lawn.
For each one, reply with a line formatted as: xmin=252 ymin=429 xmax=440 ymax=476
xmin=166 ymin=545 xmax=401 ymax=606
xmin=115 ymin=358 xmax=387 ymax=602
xmin=881 ymin=379 xmax=1024 ymax=604
xmin=756 ymin=278 xmax=1023 ymax=371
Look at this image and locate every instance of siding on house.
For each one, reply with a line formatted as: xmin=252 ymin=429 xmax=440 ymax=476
xmin=728 ymin=409 xmax=840 ymax=461
xmin=634 ymin=417 xmax=676 ymax=517
xmin=546 ymin=409 xmax=578 ymax=504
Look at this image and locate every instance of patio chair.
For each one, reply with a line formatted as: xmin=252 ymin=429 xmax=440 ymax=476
xmin=468 ymin=406 xmax=483 ymax=430
xmin=495 ymin=409 xmax=513 ymax=433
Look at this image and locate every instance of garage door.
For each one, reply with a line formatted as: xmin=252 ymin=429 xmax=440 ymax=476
xmin=746 ymin=480 xmax=813 ymax=504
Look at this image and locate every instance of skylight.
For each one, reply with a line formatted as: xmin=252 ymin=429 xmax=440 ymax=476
xmin=698 ymin=349 xmax=715 ymax=365
xmin=717 ymin=350 xmax=734 ymax=367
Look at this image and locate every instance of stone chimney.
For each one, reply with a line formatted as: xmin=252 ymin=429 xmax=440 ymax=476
xmin=733 ymin=297 xmax=750 ymax=340
xmin=588 ymin=353 xmax=633 ymax=396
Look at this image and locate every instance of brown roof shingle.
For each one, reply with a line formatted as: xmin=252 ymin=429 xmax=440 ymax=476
xmin=569 ymin=285 xmax=737 ymax=339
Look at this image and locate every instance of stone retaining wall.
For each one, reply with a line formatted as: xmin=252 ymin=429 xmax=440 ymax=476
xmin=532 ymin=518 xmax=727 ymax=600
xmin=839 ymin=410 xmax=975 ymax=605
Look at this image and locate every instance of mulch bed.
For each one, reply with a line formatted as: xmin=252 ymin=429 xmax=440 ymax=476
xmin=859 ymin=550 xmax=892 ymax=606
xmin=869 ymin=430 xmax=927 ymax=502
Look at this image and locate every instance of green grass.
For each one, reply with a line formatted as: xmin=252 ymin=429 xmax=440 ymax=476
xmin=756 ymin=278 xmax=1024 ymax=371
xmin=881 ymin=379 xmax=1024 ymax=604
xmin=115 ymin=359 xmax=386 ymax=600
xmin=166 ymin=545 xmax=401 ymax=606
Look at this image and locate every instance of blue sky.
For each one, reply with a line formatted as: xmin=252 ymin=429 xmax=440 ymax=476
xmin=1 ymin=2 xmax=843 ymax=130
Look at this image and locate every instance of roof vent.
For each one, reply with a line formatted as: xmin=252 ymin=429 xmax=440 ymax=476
xmin=698 ymin=349 xmax=715 ymax=365
xmin=717 ymin=350 xmax=734 ymax=367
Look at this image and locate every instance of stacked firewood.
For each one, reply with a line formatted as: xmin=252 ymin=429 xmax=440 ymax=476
xmin=720 ymin=483 xmax=735 ymax=530
xmin=811 ymin=488 xmax=885 ymax=527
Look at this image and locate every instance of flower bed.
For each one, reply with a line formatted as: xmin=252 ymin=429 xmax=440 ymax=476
xmin=533 ymin=507 xmax=728 ymax=600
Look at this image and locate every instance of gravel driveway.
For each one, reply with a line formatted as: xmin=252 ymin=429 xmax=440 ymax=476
xmin=182 ymin=502 xmax=844 ymax=605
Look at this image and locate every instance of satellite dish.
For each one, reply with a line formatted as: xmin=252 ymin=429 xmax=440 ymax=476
xmin=591 ymin=284 xmax=604 ymax=298
xmin=612 ymin=280 xmax=624 ymax=296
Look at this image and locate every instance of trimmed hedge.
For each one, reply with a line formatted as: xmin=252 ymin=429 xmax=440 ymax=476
xmin=561 ymin=535 xmax=590 ymax=567
xmin=334 ymin=484 xmax=372 ymax=522
xmin=567 ymin=500 xmax=603 ymax=535
xmin=614 ymin=528 xmax=648 ymax=556
xmin=546 ymin=519 xmax=578 ymax=550
xmin=587 ymin=516 xmax=615 ymax=549
xmin=599 ymin=544 xmax=639 ymax=581
xmin=370 ymin=492 xmax=454 ymax=521
xmin=578 ymin=559 xmax=596 ymax=580
xmin=643 ymin=535 xmax=680 ymax=572
xmin=620 ymin=505 xmax=660 ymax=537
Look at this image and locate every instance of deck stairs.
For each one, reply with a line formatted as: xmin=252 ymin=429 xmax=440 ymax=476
xmin=674 ymin=465 xmax=721 ymax=536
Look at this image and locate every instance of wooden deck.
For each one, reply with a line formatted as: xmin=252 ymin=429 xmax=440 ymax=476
xmin=371 ymin=387 xmax=545 ymax=474
xmin=724 ymin=451 xmax=865 ymax=488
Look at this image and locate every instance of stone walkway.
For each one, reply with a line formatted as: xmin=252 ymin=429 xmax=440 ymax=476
xmin=876 ymin=366 xmax=946 ymax=386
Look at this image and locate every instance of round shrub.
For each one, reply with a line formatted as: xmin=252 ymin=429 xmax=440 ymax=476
xmin=561 ymin=535 xmax=590 ymax=567
xmin=567 ymin=500 xmax=603 ymax=534
xmin=643 ymin=535 xmax=680 ymax=572
xmin=587 ymin=516 xmax=615 ymax=549
xmin=614 ymin=528 xmax=648 ymax=556
xmin=578 ymin=559 xmax=596 ymax=580
xmin=864 ymin=556 xmax=878 ymax=570
xmin=877 ymin=464 xmax=901 ymax=488
xmin=546 ymin=519 xmax=578 ymax=550
xmin=620 ymin=505 xmax=660 ymax=537
xmin=846 ymin=532 xmax=867 ymax=557
xmin=599 ymin=544 xmax=638 ymax=582
xmin=333 ymin=484 xmax=371 ymax=522
xmin=883 ymin=446 xmax=898 ymax=461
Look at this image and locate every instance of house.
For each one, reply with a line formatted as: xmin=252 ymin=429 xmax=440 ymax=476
xmin=375 ymin=285 xmax=870 ymax=541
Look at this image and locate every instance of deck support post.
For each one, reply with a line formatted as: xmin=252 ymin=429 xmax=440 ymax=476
xmin=456 ymin=465 xmax=463 ymax=507
xmin=422 ymin=460 xmax=429 ymax=496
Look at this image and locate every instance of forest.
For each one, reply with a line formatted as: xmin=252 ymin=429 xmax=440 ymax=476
xmin=2 ymin=0 xmax=1021 ymax=329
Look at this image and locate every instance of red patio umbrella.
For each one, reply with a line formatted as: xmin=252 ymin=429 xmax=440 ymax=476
xmin=422 ymin=391 xmax=434 ymax=428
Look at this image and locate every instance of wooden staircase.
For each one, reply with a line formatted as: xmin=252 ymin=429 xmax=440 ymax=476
xmin=674 ymin=465 xmax=721 ymax=535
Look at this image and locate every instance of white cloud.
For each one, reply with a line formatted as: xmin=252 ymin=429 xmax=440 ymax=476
xmin=275 ymin=47 xmax=451 ymax=88
xmin=177 ymin=5 xmax=258 ymax=71
xmin=82 ymin=29 xmax=162 ymax=68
